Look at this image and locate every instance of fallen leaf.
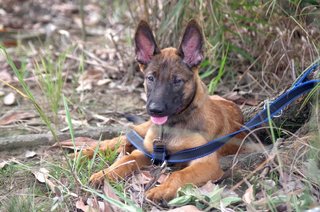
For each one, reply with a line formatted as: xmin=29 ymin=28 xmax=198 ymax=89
xmin=199 ymin=181 xmax=217 ymax=195
xmin=25 ymin=150 xmax=37 ymax=158
xmin=97 ymin=78 xmax=111 ymax=86
xmin=279 ymin=172 xmax=304 ymax=192
xmin=0 ymin=111 xmax=36 ymax=125
xmin=68 ymin=118 xmax=88 ymax=127
xmin=0 ymin=158 xmax=19 ymax=169
xmin=76 ymin=82 xmax=92 ymax=92
xmin=150 ymin=207 xmax=161 ymax=212
xmin=76 ymin=198 xmax=91 ymax=212
xmin=167 ymin=205 xmax=201 ymax=212
xmin=135 ymin=171 xmax=152 ymax=185
xmin=242 ymin=185 xmax=254 ymax=204
xmin=157 ymin=173 xmax=169 ymax=184
xmin=0 ymin=90 xmax=5 ymax=97
xmin=103 ymin=182 xmax=121 ymax=211
xmin=223 ymin=92 xmax=241 ymax=102
xmin=52 ymin=3 xmax=78 ymax=13
xmin=32 ymin=168 xmax=57 ymax=193
xmin=90 ymin=113 xmax=110 ymax=124
xmin=0 ymin=161 xmax=9 ymax=169
xmin=87 ymin=198 xmax=103 ymax=212
xmin=223 ymin=92 xmax=259 ymax=106
xmin=53 ymin=137 xmax=98 ymax=150
xmin=33 ymin=168 xmax=48 ymax=183
xmin=0 ymin=70 xmax=13 ymax=82
xmin=243 ymin=98 xmax=259 ymax=106
xmin=103 ymin=181 xmax=120 ymax=201
xmin=76 ymin=69 xmax=104 ymax=92
xmin=3 ymin=92 xmax=16 ymax=105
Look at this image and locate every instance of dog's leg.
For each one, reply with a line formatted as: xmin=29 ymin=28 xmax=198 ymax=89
xmin=146 ymin=152 xmax=223 ymax=201
xmin=89 ymin=149 xmax=151 ymax=185
xmin=77 ymin=135 xmax=129 ymax=158
xmin=61 ymin=121 xmax=151 ymax=158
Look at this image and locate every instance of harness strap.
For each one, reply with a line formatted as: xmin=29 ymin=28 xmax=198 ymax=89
xmin=126 ymin=61 xmax=320 ymax=163
xmin=151 ymin=125 xmax=167 ymax=163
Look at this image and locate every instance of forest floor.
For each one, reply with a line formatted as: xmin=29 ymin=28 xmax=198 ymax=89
xmin=0 ymin=0 xmax=319 ymax=211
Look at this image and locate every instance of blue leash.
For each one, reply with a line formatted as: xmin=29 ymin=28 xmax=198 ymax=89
xmin=126 ymin=61 xmax=320 ymax=163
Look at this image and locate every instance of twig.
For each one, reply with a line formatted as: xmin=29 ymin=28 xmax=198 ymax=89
xmin=109 ymin=32 xmax=125 ymax=67
xmin=79 ymin=0 xmax=87 ymax=41
xmin=230 ymin=154 xmax=275 ymax=191
xmin=142 ymin=0 xmax=149 ymax=22
xmin=82 ymin=49 xmax=118 ymax=71
xmin=54 ymin=52 xmax=118 ymax=71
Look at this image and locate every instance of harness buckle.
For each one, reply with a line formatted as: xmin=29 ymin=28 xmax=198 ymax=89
xmin=152 ymin=138 xmax=167 ymax=164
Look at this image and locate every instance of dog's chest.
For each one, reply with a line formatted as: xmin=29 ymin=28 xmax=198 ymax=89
xmin=144 ymin=126 xmax=208 ymax=154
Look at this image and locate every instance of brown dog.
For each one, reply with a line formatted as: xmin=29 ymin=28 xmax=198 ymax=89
xmin=66 ymin=20 xmax=247 ymax=201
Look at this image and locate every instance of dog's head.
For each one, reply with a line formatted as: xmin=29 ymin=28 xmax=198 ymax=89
xmin=134 ymin=20 xmax=204 ymax=125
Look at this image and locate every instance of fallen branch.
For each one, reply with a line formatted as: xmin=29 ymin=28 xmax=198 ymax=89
xmin=0 ymin=125 xmax=124 ymax=151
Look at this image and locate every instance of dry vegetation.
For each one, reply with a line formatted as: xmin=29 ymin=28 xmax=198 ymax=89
xmin=0 ymin=0 xmax=319 ymax=211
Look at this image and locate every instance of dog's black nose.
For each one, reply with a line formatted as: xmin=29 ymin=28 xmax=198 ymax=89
xmin=148 ymin=102 xmax=166 ymax=115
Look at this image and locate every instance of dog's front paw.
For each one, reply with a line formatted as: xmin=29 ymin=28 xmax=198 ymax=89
xmin=89 ymin=170 xmax=105 ymax=186
xmin=146 ymin=184 xmax=178 ymax=201
xmin=70 ymin=148 xmax=95 ymax=159
xmin=89 ymin=169 xmax=121 ymax=186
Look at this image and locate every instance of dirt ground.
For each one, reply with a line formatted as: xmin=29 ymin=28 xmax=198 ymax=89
xmin=0 ymin=0 xmax=319 ymax=211
xmin=0 ymin=0 xmax=151 ymax=210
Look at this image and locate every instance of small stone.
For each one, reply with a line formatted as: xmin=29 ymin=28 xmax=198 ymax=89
xmin=3 ymin=92 xmax=16 ymax=105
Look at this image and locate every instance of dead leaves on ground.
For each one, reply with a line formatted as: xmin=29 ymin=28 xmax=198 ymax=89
xmin=32 ymin=167 xmax=79 ymax=211
xmin=25 ymin=150 xmax=37 ymax=158
xmin=223 ymin=91 xmax=259 ymax=106
xmin=0 ymin=158 xmax=19 ymax=169
xmin=242 ymin=185 xmax=254 ymax=205
xmin=0 ymin=70 xmax=13 ymax=82
xmin=53 ymin=137 xmax=98 ymax=150
xmin=167 ymin=205 xmax=201 ymax=212
xmin=0 ymin=110 xmax=37 ymax=125
xmin=76 ymin=69 xmax=111 ymax=92
xmin=75 ymin=182 xmax=122 ymax=212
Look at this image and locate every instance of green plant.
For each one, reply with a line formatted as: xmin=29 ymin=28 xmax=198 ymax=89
xmin=33 ymin=50 xmax=67 ymax=125
xmin=0 ymin=45 xmax=58 ymax=140
xmin=208 ymin=45 xmax=229 ymax=94
xmin=1 ymin=196 xmax=35 ymax=211
xmin=62 ymin=94 xmax=139 ymax=210
xmin=169 ymin=184 xmax=241 ymax=210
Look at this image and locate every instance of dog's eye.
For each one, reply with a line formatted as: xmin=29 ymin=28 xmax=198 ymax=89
xmin=173 ymin=77 xmax=183 ymax=86
xmin=146 ymin=75 xmax=154 ymax=82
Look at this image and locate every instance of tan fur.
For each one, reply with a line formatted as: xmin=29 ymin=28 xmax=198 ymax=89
xmin=83 ymin=49 xmax=246 ymax=201
xmin=81 ymin=32 xmax=246 ymax=202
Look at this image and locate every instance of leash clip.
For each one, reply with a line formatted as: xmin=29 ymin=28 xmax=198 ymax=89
xmin=152 ymin=138 xmax=167 ymax=164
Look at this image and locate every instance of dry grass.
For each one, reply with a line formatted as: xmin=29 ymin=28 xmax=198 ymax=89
xmin=0 ymin=0 xmax=319 ymax=211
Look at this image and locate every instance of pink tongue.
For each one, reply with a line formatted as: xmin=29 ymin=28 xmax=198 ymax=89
xmin=151 ymin=116 xmax=168 ymax=125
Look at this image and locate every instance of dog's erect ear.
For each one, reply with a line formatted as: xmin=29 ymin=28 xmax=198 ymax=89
xmin=178 ymin=20 xmax=204 ymax=67
xmin=135 ymin=21 xmax=160 ymax=64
